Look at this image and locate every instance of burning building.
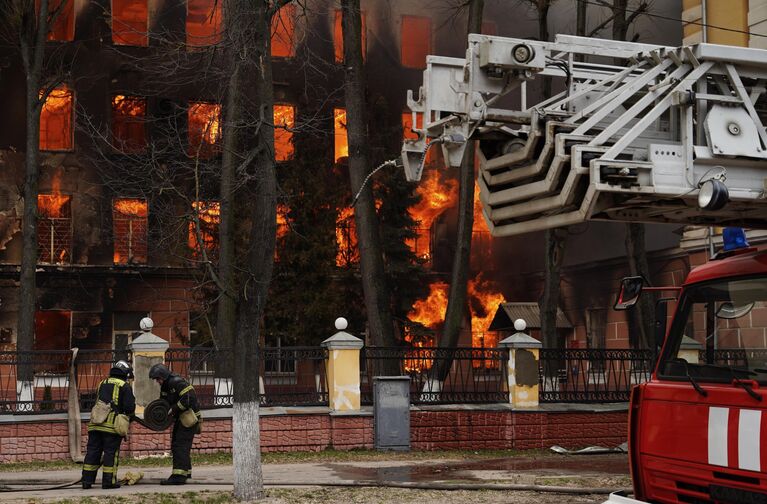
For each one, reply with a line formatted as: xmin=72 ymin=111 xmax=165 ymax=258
xmin=0 ymin=0 xmax=686 ymax=390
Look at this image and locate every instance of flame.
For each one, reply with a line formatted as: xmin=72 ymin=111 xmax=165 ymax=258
xmin=189 ymin=201 xmax=220 ymax=254
xmin=188 ymin=102 xmax=221 ymax=154
xmin=113 ymin=198 xmax=148 ymax=264
xmin=335 ymin=206 xmax=358 ymax=266
xmin=468 ymin=274 xmax=504 ymax=368
xmin=406 ymin=168 xmax=458 ymax=260
xmin=113 ymin=198 xmax=147 ymax=217
xmin=274 ymin=105 xmax=295 ymax=161
xmin=38 ymin=169 xmax=69 ymax=218
xmin=275 ymin=203 xmax=289 ymax=260
xmin=334 ymin=108 xmax=348 ymax=161
xmin=408 ymin=281 xmax=448 ymax=331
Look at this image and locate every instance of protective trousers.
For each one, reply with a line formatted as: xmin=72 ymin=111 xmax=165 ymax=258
xmin=82 ymin=430 xmax=122 ymax=487
xmin=171 ymin=420 xmax=196 ymax=478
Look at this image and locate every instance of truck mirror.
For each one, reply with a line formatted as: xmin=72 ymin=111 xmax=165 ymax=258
xmin=614 ymin=276 xmax=644 ymax=310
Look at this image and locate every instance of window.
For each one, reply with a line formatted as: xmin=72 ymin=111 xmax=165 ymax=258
xmin=274 ymin=104 xmax=295 ymax=161
xmin=39 ymin=85 xmax=73 ymax=151
xmin=401 ymin=16 xmax=431 ymax=69
xmin=481 ymin=21 xmax=497 ymax=36
xmin=188 ymin=102 xmax=221 ymax=157
xmin=333 ymin=9 xmax=366 ymax=63
xmin=37 ymin=193 xmax=72 ymax=264
xmin=112 ymin=0 xmax=148 ymax=46
xmin=186 ymin=0 xmax=222 ymax=48
xmin=275 ymin=203 xmax=289 ymax=261
xmin=37 ymin=0 xmax=75 ymax=41
xmin=271 ymin=4 xmax=296 ymax=58
xmin=336 ymin=207 xmax=358 ymax=267
xmin=112 ymin=95 xmax=146 ymax=153
xmin=189 ymin=201 xmax=220 ymax=258
xmin=113 ymin=198 xmax=148 ymax=264
xmin=333 ymin=108 xmax=347 ymax=162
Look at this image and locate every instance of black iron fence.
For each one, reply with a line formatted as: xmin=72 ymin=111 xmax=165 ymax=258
xmin=9 ymin=346 xmax=748 ymax=413
xmin=165 ymin=346 xmax=328 ymax=408
xmin=361 ymin=347 xmax=508 ymax=405
xmin=538 ymin=348 xmax=655 ymax=403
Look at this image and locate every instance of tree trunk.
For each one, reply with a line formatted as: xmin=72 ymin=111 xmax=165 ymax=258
xmin=612 ymin=0 xmax=629 ymax=42
xmin=342 ymin=0 xmax=396 ymax=349
xmin=17 ymin=0 xmax=50 ymax=392
xmin=625 ymin=223 xmax=654 ymax=350
xmin=540 ymin=228 xmax=566 ymax=374
xmin=433 ymin=0 xmax=482 ymax=382
xmin=231 ymin=1 xmax=282 ymax=499
xmin=576 ymin=0 xmax=587 ymax=37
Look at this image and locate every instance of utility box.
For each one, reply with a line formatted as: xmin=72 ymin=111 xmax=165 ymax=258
xmin=373 ymin=376 xmax=410 ymax=451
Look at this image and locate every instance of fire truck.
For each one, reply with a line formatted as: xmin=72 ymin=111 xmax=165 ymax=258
xmin=401 ymin=34 xmax=767 ymax=503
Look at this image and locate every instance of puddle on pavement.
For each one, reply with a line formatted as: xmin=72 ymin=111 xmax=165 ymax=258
xmin=327 ymin=454 xmax=629 ymax=483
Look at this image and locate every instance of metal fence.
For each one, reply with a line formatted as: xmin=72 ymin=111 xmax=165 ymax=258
xmin=361 ymin=347 xmax=509 ymax=405
xmin=165 ymin=346 xmax=328 ymax=408
xmin=1 ymin=346 xmax=328 ymax=414
xmin=538 ymin=348 xmax=655 ymax=403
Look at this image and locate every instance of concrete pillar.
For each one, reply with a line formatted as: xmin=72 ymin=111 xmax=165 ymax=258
xmin=321 ymin=317 xmax=363 ymax=411
xmin=499 ymin=319 xmax=542 ymax=409
xmin=679 ymin=335 xmax=703 ymax=364
xmin=128 ymin=317 xmax=168 ymax=413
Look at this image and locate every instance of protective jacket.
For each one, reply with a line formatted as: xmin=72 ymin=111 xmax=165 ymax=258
xmin=88 ymin=375 xmax=136 ymax=435
xmin=161 ymin=374 xmax=200 ymax=418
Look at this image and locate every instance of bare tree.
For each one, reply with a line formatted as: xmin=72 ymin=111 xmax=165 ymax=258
xmin=433 ymin=0 xmax=483 ymax=383
xmin=342 ymin=0 xmax=396 ymax=348
xmin=1 ymin=0 xmax=70 ymax=398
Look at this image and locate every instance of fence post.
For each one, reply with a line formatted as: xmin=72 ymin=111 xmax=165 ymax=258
xmin=499 ymin=319 xmax=542 ymax=408
xmin=321 ymin=317 xmax=363 ymax=411
xmin=679 ymin=335 xmax=703 ymax=364
xmin=128 ymin=317 xmax=168 ymax=413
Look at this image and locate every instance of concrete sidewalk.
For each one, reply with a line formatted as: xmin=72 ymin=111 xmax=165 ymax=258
xmin=0 ymin=454 xmax=630 ymax=501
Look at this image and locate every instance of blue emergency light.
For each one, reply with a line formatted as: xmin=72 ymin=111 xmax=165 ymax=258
xmin=722 ymin=227 xmax=749 ymax=252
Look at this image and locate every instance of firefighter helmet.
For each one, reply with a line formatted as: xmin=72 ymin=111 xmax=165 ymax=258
xmin=112 ymin=360 xmax=134 ymax=379
xmin=149 ymin=363 xmax=170 ymax=381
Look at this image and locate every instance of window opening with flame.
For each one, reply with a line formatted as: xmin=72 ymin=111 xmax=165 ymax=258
xmin=275 ymin=203 xmax=289 ymax=261
xmin=40 ymin=85 xmax=73 ymax=152
xmin=188 ymin=102 xmax=221 ymax=158
xmin=271 ymin=4 xmax=296 ymax=58
xmin=401 ymin=16 xmax=431 ymax=69
xmin=112 ymin=0 xmax=148 ymax=46
xmin=36 ymin=0 xmax=75 ymax=41
xmin=334 ymin=10 xmax=366 ymax=63
xmin=113 ymin=198 xmax=148 ymax=265
xmin=189 ymin=201 xmax=220 ymax=259
xmin=333 ymin=108 xmax=348 ymax=162
xmin=274 ymin=105 xmax=295 ymax=162
xmin=335 ymin=207 xmax=358 ymax=267
xmin=112 ymin=95 xmax=147 ymax=153
xmin=406 ymin=168 xmax=458 ymax=263
xmin=34 ymin=311 xmax=72 ymax=363
xmin=38 ymin=194 xmax=72 ymax=265
xmin=186 ymin=0 xmax=222 ymax=47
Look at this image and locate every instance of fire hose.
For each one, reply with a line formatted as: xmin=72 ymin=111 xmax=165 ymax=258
xmin=0 ymin=401 xmax=174 ymax=493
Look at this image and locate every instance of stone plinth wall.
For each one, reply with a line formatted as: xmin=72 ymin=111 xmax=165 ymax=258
xmin=0 ymin=406 xmax=626 ymax=463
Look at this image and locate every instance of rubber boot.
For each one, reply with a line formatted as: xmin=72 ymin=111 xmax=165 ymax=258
xmin=102 ymin=482 xmax=121 ymax=489
xmin=81 ymin=482 xmax=92 ymax=489
xmin=160 ymin=474 xmax=187 ymax=485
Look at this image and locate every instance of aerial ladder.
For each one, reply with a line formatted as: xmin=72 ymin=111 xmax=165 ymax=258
xmin=402 ymin=34 xmax=767 ymax=236
xmin=402 ymin=35 xmax=767 ymax=504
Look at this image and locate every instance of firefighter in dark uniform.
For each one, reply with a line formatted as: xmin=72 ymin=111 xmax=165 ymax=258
xmin=149 ymin=363 xmax=201 ymax=485
xmin=82 ymin=360 xmax=135 ymax=489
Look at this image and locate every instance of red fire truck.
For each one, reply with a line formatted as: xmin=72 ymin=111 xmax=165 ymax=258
xmin=401 ymin=34 xmax=767 ymax=503
xmin=611 ymin=228 xmax=767 ymax=503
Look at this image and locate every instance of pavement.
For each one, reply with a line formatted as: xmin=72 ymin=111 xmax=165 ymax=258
xmin=0 ymin=453 xmax=631 ymax=501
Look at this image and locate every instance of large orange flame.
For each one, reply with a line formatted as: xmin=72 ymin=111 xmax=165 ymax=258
xmin=334 ymin=108 xmax=348 ymax=161
xmin=406 ymin=168 xmax=458 ymax=260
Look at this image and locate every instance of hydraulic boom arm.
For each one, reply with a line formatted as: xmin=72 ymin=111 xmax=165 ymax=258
xmin=402 ymin=34 xmax=767 ymax=236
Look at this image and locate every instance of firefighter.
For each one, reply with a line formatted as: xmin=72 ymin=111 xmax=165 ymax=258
xmin=82 ymin=360 xmax=135 ymax=490
xmin=149 ymin=363 xmax=201 ymax=485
